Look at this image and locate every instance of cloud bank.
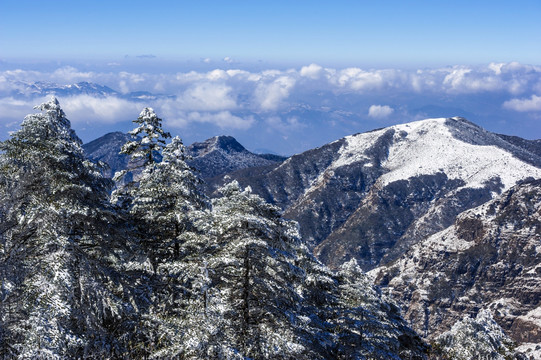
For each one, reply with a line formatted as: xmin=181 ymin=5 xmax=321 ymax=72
xmin=1 ymin=61 xmax=540 ymax=153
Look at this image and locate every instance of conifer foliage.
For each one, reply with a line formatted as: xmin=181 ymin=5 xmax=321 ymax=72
xmin=0 ymin=99 xmax=430 ymax=359
xmin=0 ymin=97 xmax=130 ymax=358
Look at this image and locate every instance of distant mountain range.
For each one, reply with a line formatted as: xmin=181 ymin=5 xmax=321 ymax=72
xmin=83 ymin=132 xmax=286 ymax=180
xmin=8 ymin=81 xmax=174 ymax=101
xmin=206 ymin=118 xmax=541 ymax=270
xmin=84 ymin=117 xmax=541 ymax=270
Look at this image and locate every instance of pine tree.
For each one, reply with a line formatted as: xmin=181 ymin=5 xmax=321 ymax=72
xmin=203 ymin=181 xmax=307 ymax=359
xmin=112 ymin=107 xmax=170 ymax=185
xmin=120 ymin=107 xmax=171 ymax=169
xmin=295 ymin=244 xmax=340 ymax=359
xmin=130 ymin=136 xmax=208 ymax=269
xmin=334 ymin=258 xmax=426 ymax=359
xmin=0 ymin=97 xmax=132 ymax=358
xmin=132 ymin=137 xmax=214 ymax=358
xmin=431 ymin=309 xmax=525 ymax=360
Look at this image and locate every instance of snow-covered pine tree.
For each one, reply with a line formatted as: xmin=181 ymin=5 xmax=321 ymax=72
xmin=130 ymin=136 xmax=208 ymax=269
xmin=111 ymin=108 xmax=177 ymax=273
xmin=202 ymin=181 xmax=307 ymax=359
xmin=294 ymin=244 xmax=340 ymax=359
xmin=120 ymin=107 xmax=171 ymax=169
xmin=112 ymin=107 xmax=171 ymax=211
xmin=128 ymin=137 xmax=216 ymax=358
xmin=0 ymin=97 xmax=132 ymax=358
xmin=431 ymin=309 xmax=526 ymax=360
xmin=335 ymin=258 xmax=427 ymax=359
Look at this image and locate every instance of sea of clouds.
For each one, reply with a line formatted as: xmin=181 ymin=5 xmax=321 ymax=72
xmin=1 ymin=62 xmax=540 ymax=154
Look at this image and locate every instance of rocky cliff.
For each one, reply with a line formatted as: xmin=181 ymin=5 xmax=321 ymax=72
xmin=371 ymin=179 xmax=541 ymax=348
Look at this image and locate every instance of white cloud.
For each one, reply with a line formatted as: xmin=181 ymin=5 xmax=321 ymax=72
xmin=206 ymin=69 xmax=228 ymax=81
xmin=503 ymin=94 xmax=541 ymax=112
xmin=166 ymin=111 xmax=254 ymax=130
xmin=58 ymin=95 xmax=141 ymax=124
xmin=255 ymin=76 xmax=296 ymax=111
xmin=330 ymin=67 xmax=388 ymax=91
xmin=300 ymin=64 xmax=323 ymax=79
xmin=0 ymin=97 xmax=48 ymax=129
xmin=2 ymin=62 xmax=541 ymax=137
xmin=52 ymin=66 xmax=94 ymax=82
xmin=442 ymin=67 xmax=506 ymax=93
xmin=488 ymin=62 xmax=505 ymax=75
xmin=175 ymin=82 xmax=237 ymax=111
xmin=368 ymin=104 xmax=394 ymax=118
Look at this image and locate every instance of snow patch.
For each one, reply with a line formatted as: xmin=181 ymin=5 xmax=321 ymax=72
xmin=379 ymin=118 xmax=541 ymax=190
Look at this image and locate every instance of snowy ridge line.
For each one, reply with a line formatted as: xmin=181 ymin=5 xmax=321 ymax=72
xmin=295 ymin=117 xmax=541 ymax=208
xmin=330 ymin=117 xmax=541 ymax=190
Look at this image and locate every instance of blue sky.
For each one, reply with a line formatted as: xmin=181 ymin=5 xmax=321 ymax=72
xmin=2 ymin=0 xmax=540 ymax=66
xmin=1 ymin=1 xmax=540 ymax=154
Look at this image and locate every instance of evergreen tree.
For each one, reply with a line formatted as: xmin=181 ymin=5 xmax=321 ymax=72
xmin=120 ymin=107 xmax=171 ymax=169
xmin=133 ymin=137 xmax=214 ymax=358
xmin=112 ymin=107 xmax=171 ymax=213
xmin=130 ymin=136 xmax=208 ymax=269
xmin=204 ymin=181 xmax=307 ymax=359
xmin=0 ymin=97 xmax=132 ymax=358
xmin=431 ymin=309 xmax=526 ymax=360
xmin=294 ymin=244 xmax=340 ymax=359
xmin=334 ymin=258 xmax=426 ymax=359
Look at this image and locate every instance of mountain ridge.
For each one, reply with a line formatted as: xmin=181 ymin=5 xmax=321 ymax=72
xmin=83 ymin=118 xmax=541 ymax=272
xmin=206 ymin=117 xmax=541 ymax=271
xmin=83 ymin=133 xmax=286 ymax=180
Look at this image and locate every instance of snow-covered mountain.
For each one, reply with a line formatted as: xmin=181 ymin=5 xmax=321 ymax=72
xmin=9 ymin=81 xmax=119 ymax=98
xmin=370 ymin=178 xmax=541 ymax=354
xmin=216 ymin=117 xmax=541 ymax=271
xmin=85 ymin=117 xmax=540 ymax=272
xmin=80 ymin=115 xmax=541 ymax=355
xmin=8 ymin=81 xmax=173 ymax=101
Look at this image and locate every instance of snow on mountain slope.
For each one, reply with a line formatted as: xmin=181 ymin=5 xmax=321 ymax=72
xmin=371 ymin=179 xmax=541 ymax=349
xmin=309 ymin=117 xmax=541 ymax=269
xmin=216 ymin=117 xmax=541 ymax=272
xmin=331 ymin=117 xmax=541 ymax=190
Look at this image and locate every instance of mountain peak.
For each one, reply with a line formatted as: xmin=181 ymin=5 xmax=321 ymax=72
xmin=188 ymin=135 xmax=247 ymax=158
xmin=186 ymin=135 xmax=283 ymax=179
xmin=211 ymin=135 xmax=247 ymax=153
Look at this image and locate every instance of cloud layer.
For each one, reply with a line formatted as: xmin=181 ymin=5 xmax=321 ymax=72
xmin=1 ymin=62 xmax=540 ymax=153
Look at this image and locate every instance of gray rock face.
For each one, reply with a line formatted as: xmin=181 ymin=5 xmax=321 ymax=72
xmin=186 ymin=135 xmax=285 ymax=179
xmin=371 ymin=179 xmax=541 ymax=346
xmin=83 ymin=132 xmax=133 ymax=178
